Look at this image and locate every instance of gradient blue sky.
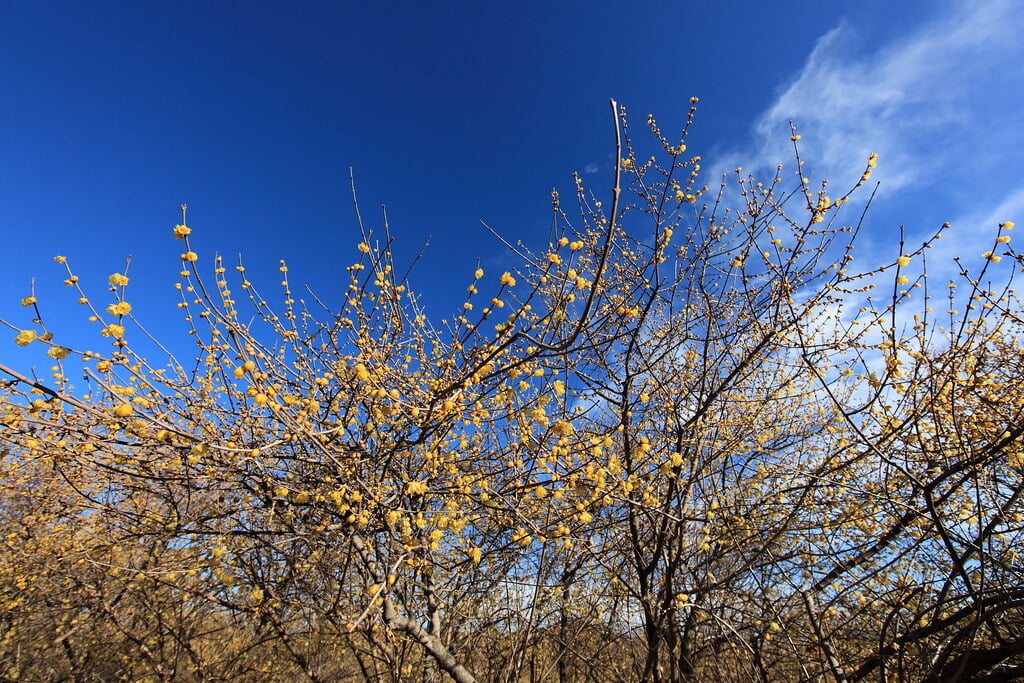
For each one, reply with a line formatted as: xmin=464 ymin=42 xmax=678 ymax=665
xmin=3 ymin=1 xmax=1022 ymax=363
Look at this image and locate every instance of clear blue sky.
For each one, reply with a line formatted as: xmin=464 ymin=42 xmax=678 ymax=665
xmin=3 ymin=1 xmax=1022 ymax=364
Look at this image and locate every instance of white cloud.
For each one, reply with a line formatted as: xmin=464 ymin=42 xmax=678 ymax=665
xmin=709 ymin=0 xmax=1024 ymax=302
xmin=730 ymin=1 xmax=1022 ymax=191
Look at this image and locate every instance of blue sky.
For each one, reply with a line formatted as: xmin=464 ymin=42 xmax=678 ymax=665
xmin=3 ymin=1 xmax=1022 ymax=365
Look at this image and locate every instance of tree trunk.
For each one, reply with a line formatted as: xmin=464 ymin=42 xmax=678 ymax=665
xmin=382 ymin=604 xmax=477 ymax=683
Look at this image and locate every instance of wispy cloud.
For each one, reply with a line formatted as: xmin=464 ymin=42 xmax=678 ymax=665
xmin=702 ymin=0 xmax=1024 ymax=363
xmin=713 ymin=0 xmax=1024 ymax=264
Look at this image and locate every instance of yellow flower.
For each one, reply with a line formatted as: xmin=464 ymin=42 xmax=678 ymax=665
xmin=897 ymin=275 xmax=909 ymax=285
xmin=1003 ymin=221 xmax=1015 ymax=229
xmin=54 ymin=255 xmax=66 ymax=264
xmin=500 ymin=272 xmax=516 ymax=287
xmin=621 ymin=158 xmax=633 ymax=169
xmin=996 ymin=235 xmax=1011 ymax=243
xmin=405 ymin=481 xmax=428 ymax=496
xmin=173 ymin=224 xmax=191 ymax=239
xmin=896 ymin=255 xmax=911 ymax=267
xmin=20 ymin=296 xmax=37 ymax=307
xmin=112 ymin=403 xmax=134 ymax=418
xmin=14 ymin=330 xmax=37 ymax=346
xmin=189 ymin=443 xmax=209 ymax=464
xmin=108 ymin=273 xmax=129 ymax=286
xmin=357 ymin=242 xmax=370 ymax=253
xmin=181 ymin=251 xmax=199 ymax=262
xmin=474 ymin=268 xmax=484 ymax=279
xmin=101 ymin=323 xmax=125 ymax=338
xmin=469 ymin=547 xmax=482 ymax=564
xmin=47 ymin=346 xmax=71 ymax=360
xmin=105 ymin=302 xmax=132 ymax=316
